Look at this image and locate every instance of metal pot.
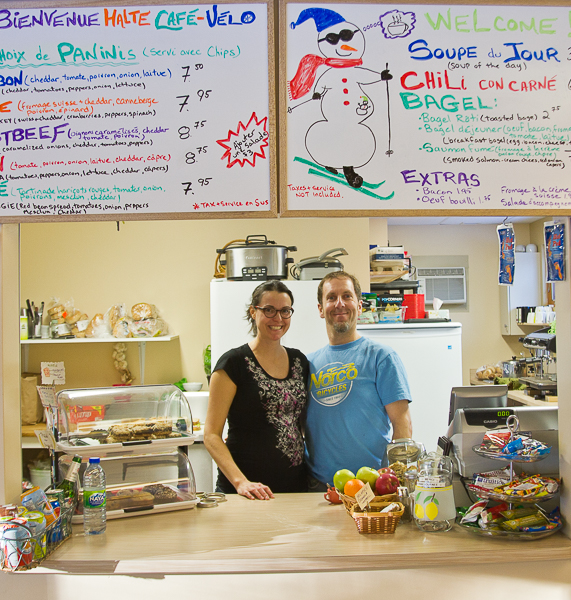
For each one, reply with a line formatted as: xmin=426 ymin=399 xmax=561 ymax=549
xmin=217 ymin=235 xmax=297 ymax=280
xmin=501 ymin=357 xmax=527 ymax=378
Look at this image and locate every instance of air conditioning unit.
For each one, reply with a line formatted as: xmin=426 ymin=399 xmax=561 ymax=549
xmin=416 ymin=267 xmax=466 ymax=305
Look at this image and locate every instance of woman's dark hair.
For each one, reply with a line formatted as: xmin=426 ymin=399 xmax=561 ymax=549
xmin=245 ymin=280 xmax=294 ymax=336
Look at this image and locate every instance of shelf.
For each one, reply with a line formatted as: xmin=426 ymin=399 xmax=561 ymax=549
xmin=21 ymin=335 xmax=178 ymax=345
xmin=21 ymin=335 xmax=179 ymax=384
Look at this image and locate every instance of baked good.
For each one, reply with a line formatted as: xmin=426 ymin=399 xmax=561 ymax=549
xmin=142 ymin=484 xmax=178 ymax=504
xmin=107 ymin=425 xmax=131 ymax=440
xmin=113 ymin=318 xmax=132 ymax=338
xmin=132 ymin=303 xmax=157 ymax=320
xmin=85 ymin=313 xmax=104 ymax=338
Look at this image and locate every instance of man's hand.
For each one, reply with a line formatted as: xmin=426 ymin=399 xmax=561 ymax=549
xmin=381 ymin=69 xmax=393 ymax=81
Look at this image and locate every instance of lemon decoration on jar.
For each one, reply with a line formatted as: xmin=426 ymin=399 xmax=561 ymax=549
xmin=413 ymin=453 xmax=456 ymax=532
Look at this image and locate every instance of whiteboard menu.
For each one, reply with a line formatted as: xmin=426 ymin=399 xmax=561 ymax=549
xmin=282 ymin=3 xmax=571 ymax=215
xmin=0 ymin=2 xmax=274 ymax=221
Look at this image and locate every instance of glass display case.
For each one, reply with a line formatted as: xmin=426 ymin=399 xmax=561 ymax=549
xmin=59 ymin=449 xmax=198 ymax=521
xmin=56 ymin=384 xmax=196 ymax=456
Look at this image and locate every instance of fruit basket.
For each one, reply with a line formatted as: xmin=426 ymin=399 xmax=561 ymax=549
xmin=350 ymin=502 xmax=405 ymax=534
xmin=338 ymin=492 xmax=397 ymax=513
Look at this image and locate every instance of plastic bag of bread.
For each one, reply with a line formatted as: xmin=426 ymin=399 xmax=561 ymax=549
xmin=130 ymin=318 xmax=168 ymax=338
xmin=47 ymin=298 xmax=66 ymax=321
xmin=131 ymin=303 xmax=157 ymax=321
xmin=104 ymin=304 xmax=127 ymax=332
xmin=113 ymin=317 xmax=133 ymax=338
xmin=476 ymin=363 xmax=503 ymax=381
xmin=85 ymin=314 xmax=108 ymax=338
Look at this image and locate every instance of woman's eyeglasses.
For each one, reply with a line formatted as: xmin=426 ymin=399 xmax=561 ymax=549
xmin=318 ymin=29 xmax=359 ymax=46
xmin=254 ymin=306 xmax=294 ymax=319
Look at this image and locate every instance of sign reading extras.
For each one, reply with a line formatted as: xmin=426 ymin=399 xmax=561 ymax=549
xmin=310 ymin=362 xmax=357 ymax=406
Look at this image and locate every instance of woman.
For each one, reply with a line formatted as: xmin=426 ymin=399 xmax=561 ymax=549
xmin=204 ymin=281 xmax=309 ymax=499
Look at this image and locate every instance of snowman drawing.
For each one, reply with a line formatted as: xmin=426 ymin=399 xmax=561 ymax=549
xmin=288 ymin=8 xmax=392 ymax=190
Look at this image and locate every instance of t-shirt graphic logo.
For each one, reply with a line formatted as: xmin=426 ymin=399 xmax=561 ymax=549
xmin=310 ymin=361 xmax=357 ymax=406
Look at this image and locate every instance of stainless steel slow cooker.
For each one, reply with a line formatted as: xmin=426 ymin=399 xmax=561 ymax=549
xmin=217 ymin=235 xmax=297 ymax=280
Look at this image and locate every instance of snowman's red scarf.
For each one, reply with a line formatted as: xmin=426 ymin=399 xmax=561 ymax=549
xmin=288 ymin=55 xmax=363 ymax=100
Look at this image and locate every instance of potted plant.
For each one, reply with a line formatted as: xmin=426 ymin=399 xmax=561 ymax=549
xmin=203 ymin=345 xmax=211 ymax=385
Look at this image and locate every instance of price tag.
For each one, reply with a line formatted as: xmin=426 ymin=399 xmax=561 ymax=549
xmin=35 ymin=428 xmax=56 ymax=450
xmin=36 ymin=385 xmax=57 ymax=408
xmin=41 ymin=362 xmax=65 ymax=385
xmin=355 ymin=482 xmax=375 ymax=510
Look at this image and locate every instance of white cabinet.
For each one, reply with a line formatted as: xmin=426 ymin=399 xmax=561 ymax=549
xmin=499 ymin=252 xmax=542 ymax=336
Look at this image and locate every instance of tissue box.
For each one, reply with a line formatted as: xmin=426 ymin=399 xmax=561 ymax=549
xmin=427 ymin=309 xmax=450 ymax=319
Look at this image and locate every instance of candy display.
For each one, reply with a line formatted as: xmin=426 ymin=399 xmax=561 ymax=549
xmin=476 ymin=430 xmax=551 ymax=460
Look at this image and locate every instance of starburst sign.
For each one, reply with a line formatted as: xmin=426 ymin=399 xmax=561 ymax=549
xmin=217 ymin=112 xmax=269 ymax=168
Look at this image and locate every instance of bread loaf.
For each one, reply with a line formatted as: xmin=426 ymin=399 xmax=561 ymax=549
xmin=132 ymin=303 xmax=157 ymax=320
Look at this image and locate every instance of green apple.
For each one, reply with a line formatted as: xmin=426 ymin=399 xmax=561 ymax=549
xmin=356 ymin=466 xmax=380 ymax=490
xmin=333 ymin=469 xmax=355 ymax=492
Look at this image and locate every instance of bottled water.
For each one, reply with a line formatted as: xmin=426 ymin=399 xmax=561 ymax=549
xmin=83 ymin=457 xmax=106 ymax=535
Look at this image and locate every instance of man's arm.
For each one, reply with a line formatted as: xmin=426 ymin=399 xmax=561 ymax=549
xmin=386 ymin=399 xmax=412 ymax=440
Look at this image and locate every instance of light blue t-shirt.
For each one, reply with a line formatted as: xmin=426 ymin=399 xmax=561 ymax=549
xmin=305 ymin=336 xmax=411 ymax=485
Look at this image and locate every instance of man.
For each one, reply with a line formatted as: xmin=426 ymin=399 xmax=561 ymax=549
xmin=305 ymin=271 xmax=413 ymax=492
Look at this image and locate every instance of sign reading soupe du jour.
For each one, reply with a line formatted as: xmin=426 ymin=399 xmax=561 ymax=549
xmin=284 ymin=3 xmax=571 ymax=213
xmin=0 ymin=4 xmax=272 ymax=219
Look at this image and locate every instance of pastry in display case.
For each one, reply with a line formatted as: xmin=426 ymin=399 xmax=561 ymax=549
xmin=59 ymin=448 xmax=199 ymax=521
xmin=55 ymin=384 xmax=196 ymax=456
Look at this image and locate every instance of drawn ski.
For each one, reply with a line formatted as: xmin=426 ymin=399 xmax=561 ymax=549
xmin=294 ymin=156 xmax=395 ymax=201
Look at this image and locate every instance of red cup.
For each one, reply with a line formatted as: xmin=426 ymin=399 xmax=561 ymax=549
xmin=402 ymin=294 xmax=425 ymax=320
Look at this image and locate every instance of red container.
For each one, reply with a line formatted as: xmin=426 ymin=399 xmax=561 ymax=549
xmin=402 ymin=294 xmax=425 ymax=320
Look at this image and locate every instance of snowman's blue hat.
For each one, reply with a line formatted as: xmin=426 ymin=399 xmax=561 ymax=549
xmin=290 ymin=8 xmax=345 ymax=32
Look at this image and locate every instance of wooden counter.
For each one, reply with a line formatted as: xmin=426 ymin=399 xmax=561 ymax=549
xmin=36 ymin=493 xmax=571 ymax=576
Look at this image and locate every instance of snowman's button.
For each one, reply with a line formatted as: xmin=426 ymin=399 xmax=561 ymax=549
xmin=343 ymin=88 xmax=349 ymax=94
xmin=342 ymin=78 xmax=348 ymax=83
xmin=344 ymin=101 xmax=350 ymax=106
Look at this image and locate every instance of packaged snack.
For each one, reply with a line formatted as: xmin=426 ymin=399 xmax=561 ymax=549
xmin=501 ymin=512 xmax=548 ymax=531
xmin=20 ymin=487 xmax=57 ymax=526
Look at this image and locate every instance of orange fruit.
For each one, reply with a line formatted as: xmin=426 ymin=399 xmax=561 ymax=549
xmin=344 ymin=478 xmax=365 ymax=497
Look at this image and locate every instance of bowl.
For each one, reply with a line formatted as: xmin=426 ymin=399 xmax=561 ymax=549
xmin=183 ymin=382 xmax=203 ymax=392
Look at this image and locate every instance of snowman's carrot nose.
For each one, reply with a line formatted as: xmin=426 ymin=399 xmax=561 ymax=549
xmin=340 ymin=44 xmax=357 ymax=52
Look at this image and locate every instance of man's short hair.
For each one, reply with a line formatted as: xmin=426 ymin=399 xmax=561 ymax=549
xmin=317 ymin=271 xmax=362 ymax=305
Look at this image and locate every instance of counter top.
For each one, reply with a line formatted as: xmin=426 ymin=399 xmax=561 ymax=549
xmin=37 ymin=493 xmax=571 ymax=576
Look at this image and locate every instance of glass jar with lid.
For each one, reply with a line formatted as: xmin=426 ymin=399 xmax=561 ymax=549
xmin=386 ymin=438 xmax=425 ymax=467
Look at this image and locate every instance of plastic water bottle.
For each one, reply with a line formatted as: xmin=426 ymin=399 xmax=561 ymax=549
xmin=83 ymin=457 xmax=106 ymax=535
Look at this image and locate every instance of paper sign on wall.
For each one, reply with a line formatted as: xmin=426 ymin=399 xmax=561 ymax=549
xmin=41 ymin=362 xmax=66 ymax=385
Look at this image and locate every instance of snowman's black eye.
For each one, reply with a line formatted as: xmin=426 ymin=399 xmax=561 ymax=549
xmin=319 ymin=29 xmax=358 ymax=45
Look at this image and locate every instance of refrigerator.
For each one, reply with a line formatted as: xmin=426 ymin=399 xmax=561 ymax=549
xmin=210 ymin=279 xmax=327 ymax=367
xmin=357 ymin=323 xmax=463 ymax=452
xmin=210 ymin=279 xmax=462 ymax=452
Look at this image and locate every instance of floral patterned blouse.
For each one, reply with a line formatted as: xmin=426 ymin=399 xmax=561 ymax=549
xmin=213 ymin=344 xmax=309 ymax=493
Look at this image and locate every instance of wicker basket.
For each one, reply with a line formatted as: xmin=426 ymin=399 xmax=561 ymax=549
xmin=350 ymin=502 xmax=405 ymax=534
xmin=339 ymin=491 xmax=398 ymax=513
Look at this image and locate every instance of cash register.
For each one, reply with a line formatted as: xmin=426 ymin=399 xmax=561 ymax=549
xmin=447 ymin=405 xmax=559 ymax=479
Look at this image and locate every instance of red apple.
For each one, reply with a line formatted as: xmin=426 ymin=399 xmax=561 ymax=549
xmin=377 ymin=467 xmax=396 ymax=477
xmin=375 ymin=472 xmax=399 ymax=496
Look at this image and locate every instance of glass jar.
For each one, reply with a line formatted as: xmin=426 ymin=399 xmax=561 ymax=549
xmin=413 ymin=452 xmax=456 ymax=532
xmin=386 ymin=438 xmax=425 ymax=467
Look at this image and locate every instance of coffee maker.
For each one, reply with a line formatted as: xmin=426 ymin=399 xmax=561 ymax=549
xmin=518 ymin=328 xmax=557 ymax=399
